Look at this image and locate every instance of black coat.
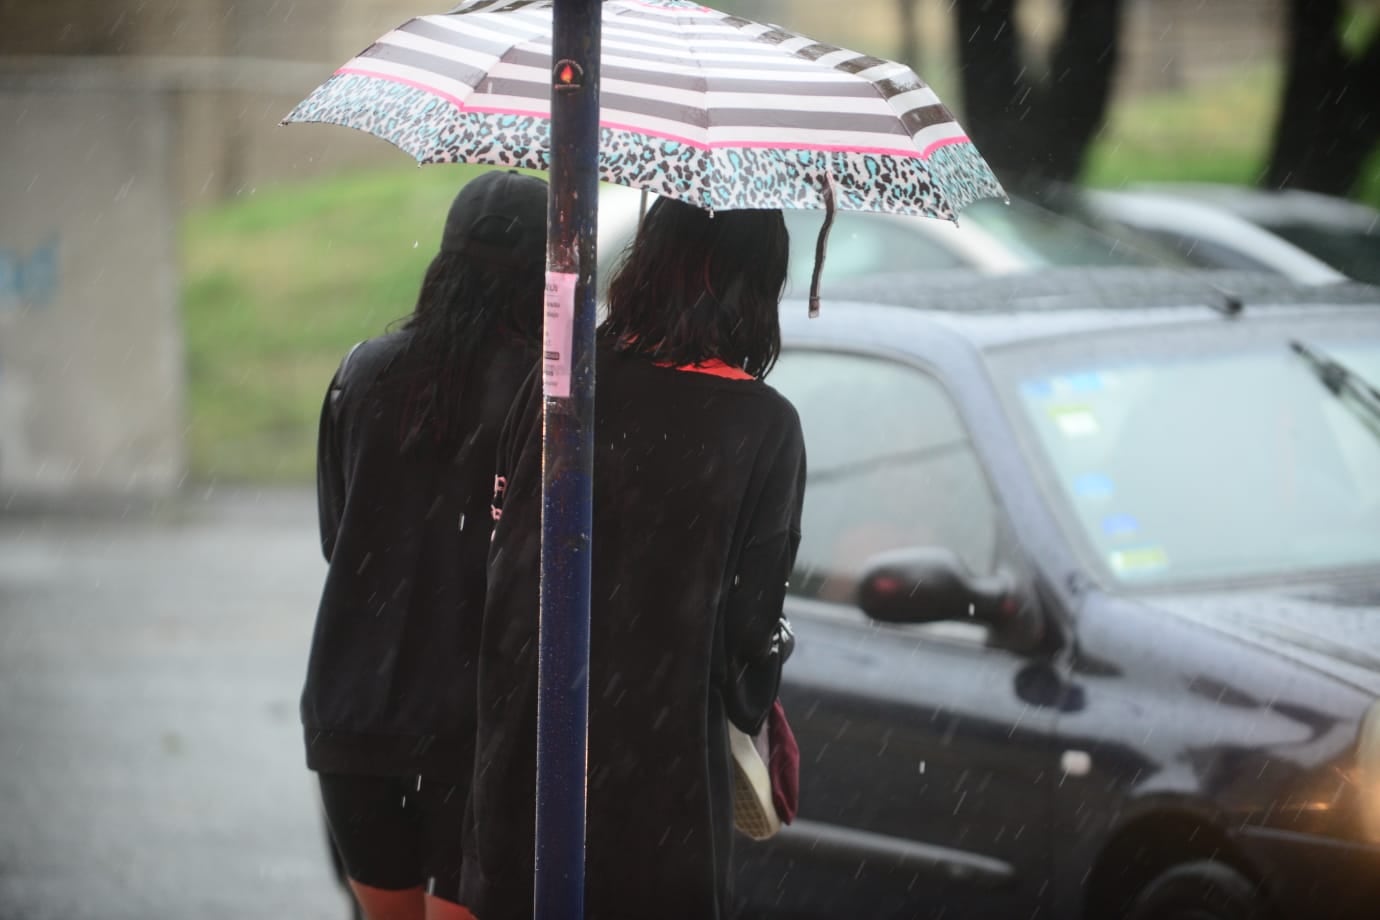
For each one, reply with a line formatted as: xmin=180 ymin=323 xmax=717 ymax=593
xmin=461 ymin=345 xmax=807 ymax=920
xmin=302 ymin=330 xmax=533 ymax=778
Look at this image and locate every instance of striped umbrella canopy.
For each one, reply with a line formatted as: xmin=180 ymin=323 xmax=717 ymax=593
xmin=284 ymin=0 xmax=1005 ymax=221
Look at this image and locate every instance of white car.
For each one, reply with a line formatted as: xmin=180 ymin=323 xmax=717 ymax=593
xmin=1074 ymin=186 xmax=1361 ymax=285
xmin=595 ymin=184 xmax=1169 ymax=298
xmin=1139 ymin=183 xmax=1380 ymax=285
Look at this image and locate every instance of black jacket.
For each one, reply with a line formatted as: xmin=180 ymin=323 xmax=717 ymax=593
xmin=302 ymin=330 xmax=533 ymax=777
xmin=461 ymin=344 xmax=807 ymax=920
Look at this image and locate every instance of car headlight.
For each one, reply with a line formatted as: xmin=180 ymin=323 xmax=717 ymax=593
xmin=1361 ymin=701 xmax=1380 ymax=843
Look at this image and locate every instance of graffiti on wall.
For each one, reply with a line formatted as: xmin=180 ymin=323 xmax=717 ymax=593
xmin=0 ymin=236 xmax=57 ymax=485
xmin=0 ymin=236 xmax=60 ymax=314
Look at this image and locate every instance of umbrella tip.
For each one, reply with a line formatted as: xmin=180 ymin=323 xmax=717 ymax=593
xmin=808 ymin=296 xmax=821 ymax=318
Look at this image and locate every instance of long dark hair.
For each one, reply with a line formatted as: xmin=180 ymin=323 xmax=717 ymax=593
xmin=396 ymin=246 xmax=544 ymax=449
xmin=603 ymin=198 xmax=789 ymax=379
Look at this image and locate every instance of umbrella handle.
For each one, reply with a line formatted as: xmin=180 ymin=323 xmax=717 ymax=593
xmin=808 ymin=176 xmax=836 ymax=318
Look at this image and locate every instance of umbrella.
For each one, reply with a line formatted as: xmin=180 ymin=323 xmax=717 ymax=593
xmin=284 ymin=0 xmax=1004 ymax=222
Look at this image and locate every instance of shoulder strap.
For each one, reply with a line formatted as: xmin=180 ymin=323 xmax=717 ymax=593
xmin=338 ymin=340 xmax=367 ymax=384
xmin=327 ymin=340 xmax=369 ymax=420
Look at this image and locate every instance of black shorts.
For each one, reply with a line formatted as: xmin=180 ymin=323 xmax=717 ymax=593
xmin=318 ymin=772 xmax=467 ymax=904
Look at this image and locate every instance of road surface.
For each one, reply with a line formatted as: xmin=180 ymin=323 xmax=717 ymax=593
xmin=0 ymin=489 xmax=352 ymax=920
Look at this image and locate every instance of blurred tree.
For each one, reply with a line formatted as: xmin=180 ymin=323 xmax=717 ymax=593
xmin=1264 ymin=0 xmax=1380 ymax=196
xmin=896 ymin=0 xmax=920 ymax=72
xmin=951 ymin=0 xmax=1126 ymax=193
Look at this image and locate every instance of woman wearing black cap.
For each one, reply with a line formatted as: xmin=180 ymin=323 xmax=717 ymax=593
xmin=463 ymin=198 xmax=806 ymax=920
xmin=302 ymin=170 xmax=547 ymax=920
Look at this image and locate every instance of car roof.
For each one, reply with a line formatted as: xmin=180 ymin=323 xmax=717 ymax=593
xmin=1079 ymin=190 xmax=1348 ymax=283
xmin=595 ymin=183 xmax=1161 ymax=276
xmin=783 ymin=268 xmax=1380 ymax=351
xmin=1128 ymin=182 xmax=1380 ymax=232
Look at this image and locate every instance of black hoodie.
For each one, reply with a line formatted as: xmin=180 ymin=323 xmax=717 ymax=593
xmin=302 ymin=330 xmax=533 ymax=777
xmin=461 ymin=342 xmax=807 ymax=920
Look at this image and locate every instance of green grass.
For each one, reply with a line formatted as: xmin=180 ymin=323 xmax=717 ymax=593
xmin=182 ymin=73 xmax=1380 ymax=484
xmin=183 ymin=163 xmax=510 ymax=482
xmin=1086 ymin=66 xmax=1380 ymax=201
xmin=1085 ymin=69 xmax=1284 ymax=189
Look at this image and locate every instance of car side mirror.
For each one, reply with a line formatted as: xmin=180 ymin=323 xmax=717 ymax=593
xmin=857 ymin=546 xmax=1019 ymax=626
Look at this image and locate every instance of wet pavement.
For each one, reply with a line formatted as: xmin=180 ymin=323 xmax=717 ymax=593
xmin=0 ymin=489 xmax=352 ymax=920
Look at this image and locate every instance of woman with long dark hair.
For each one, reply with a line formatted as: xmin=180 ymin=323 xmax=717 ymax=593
xmin=302 ymin=171 xmax=547 ymax=920
xmin=463 ymin=198 xmax=807 ymax=920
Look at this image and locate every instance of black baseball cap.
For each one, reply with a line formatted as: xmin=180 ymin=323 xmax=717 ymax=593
xmin=440 ymin=170 xmax=548 ymax=266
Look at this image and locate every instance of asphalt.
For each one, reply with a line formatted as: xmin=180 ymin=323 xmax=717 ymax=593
xmin=0 ymin=488 xmax=354 ymax=920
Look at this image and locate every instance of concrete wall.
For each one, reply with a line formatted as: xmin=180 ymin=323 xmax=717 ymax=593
xmin=0 ymin=72 xmax=185 ymax=496
xmin=0 ymin=0 xmax=398 ymax=205
xmin=1121 ymin=0 xmax=1285 ymax=95
xmin=0 ymin=0 xmax=220 ymax=56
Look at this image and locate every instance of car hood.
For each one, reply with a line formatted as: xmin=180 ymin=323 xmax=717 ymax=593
xmin=1152 ymin=577 xmax=1380 ymax=695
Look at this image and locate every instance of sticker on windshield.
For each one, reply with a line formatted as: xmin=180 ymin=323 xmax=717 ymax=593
xmin=1063 ymin=372 xmax=1107 ymax=393
xmin=1050 ymin=405 xmax=1100 ymax=438
xmin=1025 ymin=372 xmax=1115 ymax=401
xmin=1073 ymin=473 xmax=1115 ymax=500
xmin=1100 ymin=513 xmax=1141 ymax=539
xmin=1108 ymin=546 xmax=1169 ymax=575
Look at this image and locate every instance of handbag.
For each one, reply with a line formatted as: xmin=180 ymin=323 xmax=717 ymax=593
xmin=729 ymin=716 xmax=779 ymax=840
xmin=730 ymin=699 xmax=799 ymax=840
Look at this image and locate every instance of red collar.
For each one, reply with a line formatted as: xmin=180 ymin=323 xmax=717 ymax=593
xmin=656 ymin=358 xmax=754 ymax=380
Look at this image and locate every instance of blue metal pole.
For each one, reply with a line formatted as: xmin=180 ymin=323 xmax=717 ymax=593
xmin=536 ymin=0 xmax=600 ymax=918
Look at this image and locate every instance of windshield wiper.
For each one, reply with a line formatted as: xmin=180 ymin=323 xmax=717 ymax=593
xmin=1290 ymin=339 xmax=1380 ymax=436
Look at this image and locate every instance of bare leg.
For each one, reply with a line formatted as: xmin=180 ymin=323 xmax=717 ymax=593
xmin=348 ymin=880 xmax=426 ymax=920
xmin=424 ymin=895 xmax=479 ymax=920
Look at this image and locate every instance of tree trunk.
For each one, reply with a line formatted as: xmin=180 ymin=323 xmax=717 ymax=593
xmin=954 ymin=0 xmax=1125 ymax=193
xmin=1264 ymin=0 xmax=1380 ymax=196
xmin=954 ymin=0 xmax=1026 ymax=179
xmin=897 ymin=0 xmax=921 ymax=72
xmin=1041 ymin=0 xmax=1124 ymax=182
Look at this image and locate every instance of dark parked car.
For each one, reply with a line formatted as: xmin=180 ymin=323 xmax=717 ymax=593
xmin=736 ymin=270 xmax=1380 ymax=920
xmin=1109 ymin=184 xmax=1380 ymax=285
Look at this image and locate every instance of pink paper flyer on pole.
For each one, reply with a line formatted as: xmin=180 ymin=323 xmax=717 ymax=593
xmin=543 ymin=270 xmax=577 ymax=399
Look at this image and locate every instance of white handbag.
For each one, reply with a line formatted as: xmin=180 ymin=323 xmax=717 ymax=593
xmin=729 ymin=721 xmax=781 ymax=841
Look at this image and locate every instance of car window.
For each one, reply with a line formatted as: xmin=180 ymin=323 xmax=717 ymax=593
xmin=1130 ymin=228 xmax=1278 ymax=272
xmin=1265 ymin=223 xmax=1380 ymax=284
xmin=782 ymin=211 xmax=967 ymax=295
xmin=600 ymin=207 xmax=970 ymax=298
xmin=770 ymin=350 xmax=999 ymax=603
xmin=963 ymin=198 xmax=1162 ymax=267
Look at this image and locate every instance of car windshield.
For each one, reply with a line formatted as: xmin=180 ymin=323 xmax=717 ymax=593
xmin=963 ymin=198 xmax=1166 ymax=267
xmin=782 ymin=210 xmax=968 ymax=294
xmin=599 ymin=194 xmax=1172 ymax=298
xmin=781 ymin=199 xmax=1165 ymax=294
xmin=990 ymin=316 xmax=1380 ymax=587
xmin=1263 ymin=223 xmax=1380 ymax=284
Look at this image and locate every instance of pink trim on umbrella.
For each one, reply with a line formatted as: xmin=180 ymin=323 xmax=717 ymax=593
xmin=919 ymin=135 xmax=975 ymax=158
xmin=335 ymin=65 xmax=961 ymax=160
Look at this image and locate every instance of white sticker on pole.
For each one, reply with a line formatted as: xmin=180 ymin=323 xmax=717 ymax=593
xmin=543 ymin=271 xmax=577 ymax=399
